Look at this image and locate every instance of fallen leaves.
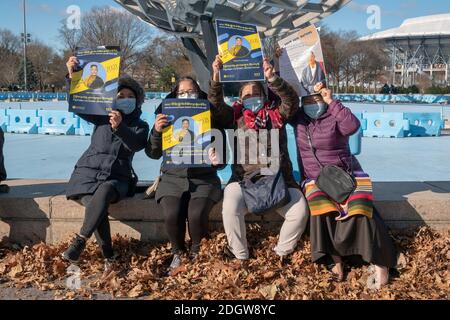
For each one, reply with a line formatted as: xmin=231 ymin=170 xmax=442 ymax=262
xmin=0 ymin=226 xmax=448 ymax=300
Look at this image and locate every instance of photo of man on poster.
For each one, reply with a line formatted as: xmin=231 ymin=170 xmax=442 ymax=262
xmin=83 ymin=64 xmax=105 ymax=90
xmin=229 ymin=36 xmax=250 ymax=58
xmin=300 ymin=51 xmax=326 ymax=95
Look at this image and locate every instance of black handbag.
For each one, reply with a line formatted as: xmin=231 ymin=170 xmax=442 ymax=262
xmin=239 ymin=169 xmax=291 ymax=215
xmin=306 ymin=127 xmax=356 ymax=203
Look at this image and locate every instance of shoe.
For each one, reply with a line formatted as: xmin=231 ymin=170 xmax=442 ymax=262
xmin=103 ymin=255 xmax=119 ymax=273
xmin=189 ymin=251 xmax=199 ymax=263
xmin=222 ymin=245 xmax=236 ymax=260
xmin=62 ymin=234 xmax=86 ymax=263
xmin=367 ymin=265 xmax=389 ymax=289
xmin=0 ymin=184 xmax=9 ymax=193
xmin=167 ymin=253 xmax=183 ymax=273
xmin=100 ymin=243 xmax=118 ymax=261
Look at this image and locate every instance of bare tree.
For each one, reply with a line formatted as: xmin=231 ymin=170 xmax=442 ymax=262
xmin=0 ymin=29 xmax=21 ymax=88
xmin=27 ymin=40 xmax=57 ymax=91
xmin=59 ymin=6 xmax=152 ymax=71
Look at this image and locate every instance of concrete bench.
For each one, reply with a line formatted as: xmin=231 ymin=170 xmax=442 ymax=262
xmin=0 ymin=179 xmax=449 ymax=245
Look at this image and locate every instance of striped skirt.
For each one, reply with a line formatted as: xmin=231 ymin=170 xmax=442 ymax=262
xmin=303 ymin=172 xmax=373 ymax=220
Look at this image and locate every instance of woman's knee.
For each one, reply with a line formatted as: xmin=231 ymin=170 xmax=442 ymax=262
xmin=222 ymin=183 xmax=246 ymax=216
xmin=160 ymin=197 xmax=182 ymax=224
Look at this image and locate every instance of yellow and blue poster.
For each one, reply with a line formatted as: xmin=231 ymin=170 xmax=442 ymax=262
xmin=69 ymin=46 xmax=121 ymax=115
xmin=215 ymin=19 xmax=265 ymax=82
xmin=162 ymin=99 xmax=212 ymax=168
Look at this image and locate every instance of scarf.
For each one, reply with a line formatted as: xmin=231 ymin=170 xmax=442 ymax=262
xmin=233 ymin=100 xmax=283 ymax=130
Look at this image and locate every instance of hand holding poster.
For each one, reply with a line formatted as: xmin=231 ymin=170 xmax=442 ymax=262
xmin=162 ymin=99 xmax=212 ymax=168
xmin=216 ymin=19 xmax=265 ymax=82
xmin=69 ymin=46 xmax=121 ymax=115
xmin=278 ymin=25 xmax=327 ymax=97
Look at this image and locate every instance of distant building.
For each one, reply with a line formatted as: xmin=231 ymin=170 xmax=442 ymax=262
xmin=360 ymin=14 xmax=450 ymax=87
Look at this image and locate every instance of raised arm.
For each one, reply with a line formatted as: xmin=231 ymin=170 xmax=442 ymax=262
xmin=321 ymin=88 xmax=360 ymax=136
xmin=267 ymin=72 xmax=300 ymax=121
xmin=208 ymin=55 xmax=236 ymax=129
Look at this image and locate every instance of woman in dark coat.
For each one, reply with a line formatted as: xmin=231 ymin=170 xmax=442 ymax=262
xmin=146 ymin=76 xmax=230 ymax=273
xmin=291 ymin=86 xmax=397 ymax=287
xmin=0 ymin=127 xmax=8 ymax=193
xmin=62 ymin=56 xmax=149 ymax=264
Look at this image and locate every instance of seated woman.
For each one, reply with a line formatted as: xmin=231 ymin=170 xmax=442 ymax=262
xmin=62 ymin=56 xmax=149 ymax=264
xmin=208 ymin=55 xmax=309 ymax=262
xmin=146 ymin=76 xmax=230 ymax=273
xmin=291 ymin=85 xmax=397 ymax=285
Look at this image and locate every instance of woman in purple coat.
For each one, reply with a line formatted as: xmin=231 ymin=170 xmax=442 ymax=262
xmin=291 ymin=85 xmax=397 ymax=287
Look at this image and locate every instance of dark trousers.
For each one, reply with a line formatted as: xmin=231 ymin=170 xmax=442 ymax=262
xmin=160 ymin=193 xmax=214 ymax=254
xmin=78 ymin=181 xmax=119 ymax=252
xmin=0 ymin=128 xmax=6 ymax=182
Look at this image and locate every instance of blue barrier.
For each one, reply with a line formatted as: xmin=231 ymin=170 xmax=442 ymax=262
xmin=0 ymin=109 xmax=9 ymax=131
xmin=350 ymin=113 xmax=364 ymax=155
xmin=38 ymin=110 xmax=78 ymax=135
xmin=403 ymin=112 xmax=443 ymax=137
xmin=140 ymin=111 xmax=155 ymax=128
xmin=334 ymin=94 xmax=450 ymax=104
xmin=6 ymin=109 xmax=41 ymax=134
xmin=363 ymin=112 xmax=409 ymax=138
xmin=76 ymin=118 xmax=94 ymax=136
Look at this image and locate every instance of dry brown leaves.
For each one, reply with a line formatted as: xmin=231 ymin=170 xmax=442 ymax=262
xmin=0 ymin=225 xmax=448 ymax=300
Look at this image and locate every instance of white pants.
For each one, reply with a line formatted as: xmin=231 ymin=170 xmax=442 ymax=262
xmin=222 ymin=182 xmax=309 ymax=259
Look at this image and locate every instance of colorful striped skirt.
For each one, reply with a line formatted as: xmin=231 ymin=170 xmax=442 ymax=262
xmin=303 ymin=171 xmax=373 ymax=220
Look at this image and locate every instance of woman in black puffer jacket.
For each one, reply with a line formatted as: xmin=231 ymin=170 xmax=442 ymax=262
xmin=62 ymin=56 xmax=149 ymax=264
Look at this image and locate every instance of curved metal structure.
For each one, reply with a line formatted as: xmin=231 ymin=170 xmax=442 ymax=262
xmin=114 ymin=0 xmax=351 ymax=38
xmin=114 ymin=0 xmax=351 ymax=91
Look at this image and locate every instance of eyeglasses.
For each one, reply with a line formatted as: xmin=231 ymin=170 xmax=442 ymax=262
xmin=177 ymin=90 xmax=197 ymax=95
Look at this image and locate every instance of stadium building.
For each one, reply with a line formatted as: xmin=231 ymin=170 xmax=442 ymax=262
xmin=360 ymin=14 xmax=450 ymax=87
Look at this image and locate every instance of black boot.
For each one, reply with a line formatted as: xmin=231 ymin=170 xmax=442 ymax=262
xmin=0 ymin=184 xmax=9 ymax=193
xmin=62 ymin=234 xmax=86 ymax=263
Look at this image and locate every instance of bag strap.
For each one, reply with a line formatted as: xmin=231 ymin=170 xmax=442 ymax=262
xmin=305 ymin=125 xmax=324 ymax=169
xmin=305 ymin=125 xmax=354 ymax=175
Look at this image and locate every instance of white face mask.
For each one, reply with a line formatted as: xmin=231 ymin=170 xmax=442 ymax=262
xmin=177 ymin=92 xmax=199 ymax=99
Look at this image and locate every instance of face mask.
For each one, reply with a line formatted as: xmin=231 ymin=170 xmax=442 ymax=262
xmin=178 ymin=93 xmax=198 ymax=99
xmin=115 ymin=98 xmax=136 ymax=115
xmin=303 ymin=102 xmax=328 ymax=119
xmin=242 ymin=96 xmax=264 ymax=113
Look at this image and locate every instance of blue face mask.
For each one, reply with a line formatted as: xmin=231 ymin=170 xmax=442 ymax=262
xmin=303 ymin=102 xmax=328 ymax=120
xmin=115 ymin=98 xmax=136 ymax=115
xmin=242 ymin=96 xmax=264 ymax=113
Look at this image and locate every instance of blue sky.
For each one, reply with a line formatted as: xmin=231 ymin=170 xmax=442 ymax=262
xmin=0 ymin=0 xmax=449 ymax=52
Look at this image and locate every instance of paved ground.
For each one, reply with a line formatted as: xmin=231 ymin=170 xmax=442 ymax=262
xmin=3 ymin=133 xmax=450 ymax=183
xmin=1 ymin=100 xmax=449 ymax=182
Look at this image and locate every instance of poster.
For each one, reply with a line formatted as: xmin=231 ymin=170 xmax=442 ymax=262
xmin=216 ymin=19 xmax=265 ymax=82
xmin=162 ymin=99 xmax=212 ymax=168
xmin=278 ymin=24 xmax=327 ymax=97
xmin=68 ymin=46 xmax=121 ymax=116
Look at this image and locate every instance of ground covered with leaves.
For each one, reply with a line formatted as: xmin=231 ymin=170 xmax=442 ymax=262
xmin=0 ymin=225 xmax=448 ymax=300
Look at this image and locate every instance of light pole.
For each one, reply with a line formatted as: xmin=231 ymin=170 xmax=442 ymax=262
xmin=21 ymin=0 xmax=31 ymax=91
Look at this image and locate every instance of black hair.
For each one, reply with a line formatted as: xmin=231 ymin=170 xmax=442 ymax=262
xmin=90 ymin=64 xmax=98 ymax=69
xmin=239 ymin=81 xmax=267 ymax=99
xmin=172 ymin=76 xmax=201 ymax=95
xmin=182 ymin=119 xmax=190 ymax=123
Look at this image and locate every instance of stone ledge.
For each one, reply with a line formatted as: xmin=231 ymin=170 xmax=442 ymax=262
xmin=1 ymin=179 xmax=449 ymax=245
